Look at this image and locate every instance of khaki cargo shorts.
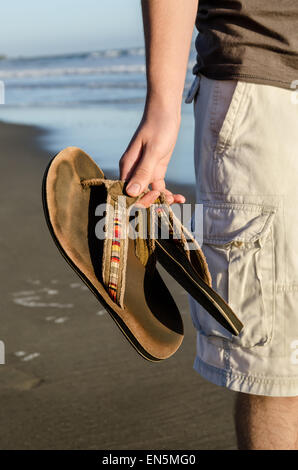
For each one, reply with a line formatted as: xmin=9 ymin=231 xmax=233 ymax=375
xmin=185 ymin=73 xmax=298 ymax=397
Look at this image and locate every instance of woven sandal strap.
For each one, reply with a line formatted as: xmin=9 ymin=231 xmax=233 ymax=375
xmin=152 ymin=195 xmax=191 ymax=260
xmin=82 ymin=177 xmax=156 ymax=307
xmin=101 ymin=193 xmax=128 ymax=307
xmin=102 ymin=195 xmax=159 ymax=307
xmin=153 ymin=195 xmax=212 ymax=287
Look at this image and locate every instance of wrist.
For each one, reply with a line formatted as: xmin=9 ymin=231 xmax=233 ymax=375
xmin=144 ymin=91 xmax=182 ymax=123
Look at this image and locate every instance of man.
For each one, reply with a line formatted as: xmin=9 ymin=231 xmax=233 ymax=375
xmin=119 ymin=0 xmax=298 ymax=449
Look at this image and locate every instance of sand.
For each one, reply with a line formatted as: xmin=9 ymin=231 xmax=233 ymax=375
xmin=0 ymin=121 xmax=237 ymax=450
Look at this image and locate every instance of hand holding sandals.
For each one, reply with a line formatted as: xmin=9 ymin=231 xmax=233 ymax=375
xmin=119 ymin=104 xmax=185 ymax=207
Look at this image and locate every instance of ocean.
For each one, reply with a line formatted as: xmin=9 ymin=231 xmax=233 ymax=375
xmin=0 ymin=46 xmax=197 ymax=184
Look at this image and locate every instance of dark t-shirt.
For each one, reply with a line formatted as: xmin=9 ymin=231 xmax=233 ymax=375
xmin=193 ymin=0 xmax=298 ymax=89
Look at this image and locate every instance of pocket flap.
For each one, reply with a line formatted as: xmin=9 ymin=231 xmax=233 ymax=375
xmin=202 ymin=202 xmax=277 ymax=244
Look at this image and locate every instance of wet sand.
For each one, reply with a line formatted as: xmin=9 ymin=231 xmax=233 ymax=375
xmin=0 ymin=121 xmax=237 ymax=450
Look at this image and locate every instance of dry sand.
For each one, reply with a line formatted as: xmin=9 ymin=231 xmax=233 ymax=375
xmin=0 ymin=121 xmax=237 ymax=449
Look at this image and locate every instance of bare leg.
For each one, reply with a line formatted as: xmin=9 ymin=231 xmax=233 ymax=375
xmin=234 ymin=392 xmax=298 ymax=449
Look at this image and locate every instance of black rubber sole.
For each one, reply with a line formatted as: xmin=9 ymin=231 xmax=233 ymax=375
xmin=156 ymin=239 xmax=243 ymax=336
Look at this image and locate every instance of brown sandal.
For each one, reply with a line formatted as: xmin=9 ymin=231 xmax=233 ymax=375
xmin=42 ymin=147 xmax=184 ymax=361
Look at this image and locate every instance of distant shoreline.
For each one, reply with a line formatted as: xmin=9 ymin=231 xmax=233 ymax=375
xmin=0 ymin=119 xmax=196 ymax=203
xmin=0 ymin=41 xmax=196 ymax=61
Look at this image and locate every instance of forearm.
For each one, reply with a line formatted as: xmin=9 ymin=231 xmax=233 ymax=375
xmin=141 ymin=0 xmax=198 ymax=116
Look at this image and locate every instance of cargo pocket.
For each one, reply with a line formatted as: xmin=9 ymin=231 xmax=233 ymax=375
xmin=191 ymin=202 xmax=277 ymax=348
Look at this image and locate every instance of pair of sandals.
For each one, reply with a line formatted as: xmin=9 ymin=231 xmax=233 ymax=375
xmin=42 ymin=147 xmax=243 ymax=362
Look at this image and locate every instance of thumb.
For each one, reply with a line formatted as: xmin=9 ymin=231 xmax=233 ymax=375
xmin=126 ymin=149 xmax=157 ymax=197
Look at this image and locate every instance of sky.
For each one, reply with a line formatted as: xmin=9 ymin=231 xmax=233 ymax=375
xmin=0 ymin=0 xmax=145 ymax=57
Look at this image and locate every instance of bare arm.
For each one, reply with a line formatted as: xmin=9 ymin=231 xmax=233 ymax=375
xmin=120 ymin=0 xmax=198 ymax=206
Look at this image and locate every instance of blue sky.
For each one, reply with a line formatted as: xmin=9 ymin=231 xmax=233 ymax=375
xmin=0 ymin=0 xmax=145 ymax=57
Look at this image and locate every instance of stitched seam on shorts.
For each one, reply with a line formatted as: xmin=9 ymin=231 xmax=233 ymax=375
xmin=196 ymin=356 xmax=298 ymax=382
xmin=199 ymin=191 xmax=282 ymax=198
xmin=202 ymin=202 xmax=277 ymax=212
xmin=204 ymin=237 xmax=256 ymax=244
xmin=215 ymin=81 xmax=249 ymax=158
xmin=266 ymin=227 xmax=275 ymax=346
xmin=210 ymin=79 xmax=221 ymax=143
xmin=284 ymin=199 xmax=289 ymax=286
xmin=281 ymin=197 xmax=286 ymax=356
xmin=227 ymin=371 xmax=298 ymax=384
xmin=277 ymin=284 xmax=298 ymax=292
xmin=210 ymin=82 xmax=221 ymax=193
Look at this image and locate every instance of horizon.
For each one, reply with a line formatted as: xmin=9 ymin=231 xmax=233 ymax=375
xmin=0 ymin=0 xmax=144 ymax=58
xmin=0 ymin=40 xmax=196 ymax=61
xmin=0 ymin=44 xmax=146 ymax=61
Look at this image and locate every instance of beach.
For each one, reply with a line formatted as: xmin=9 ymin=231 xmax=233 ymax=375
xmin=0 ymin=120 xmax=237 ymax=450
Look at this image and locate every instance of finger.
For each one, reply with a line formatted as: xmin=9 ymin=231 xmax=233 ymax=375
xmin=172 ymin=193 xmax=186 ymax=204
xmin=151 ymin=181 xmax=174 ymax=204
xmin=151 ymin=175 xmax=185 ymax=205
xmin=135 ymin=190 xmax=160 ymax=208
xmin=163 ymin=189 xmax=175 ymax=204
xmin=119 ymin=139 xmax=142 ymax=182
xmin=151 ymin=179 xmax=166 ymax=193
xmin=126 ymin=145 xmax=158 ymax=197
